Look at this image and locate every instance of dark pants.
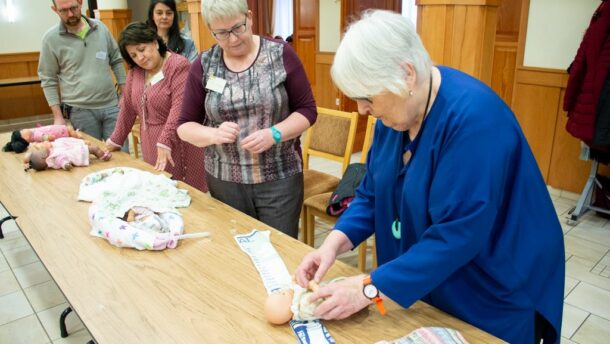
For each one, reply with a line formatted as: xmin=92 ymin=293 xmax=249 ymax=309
xmin=206 ymin=172 xmax=304 ymax=238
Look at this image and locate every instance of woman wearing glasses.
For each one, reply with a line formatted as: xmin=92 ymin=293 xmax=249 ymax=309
xmin=106 ymin=22 xmax=207 ymax=192
xmin=177 ymin=0 xmax=316 ymax=239
xmin=147 ymin=0 xmax=198 ymax=62
xmin=294 ymin=10 xmax=564 ymax=344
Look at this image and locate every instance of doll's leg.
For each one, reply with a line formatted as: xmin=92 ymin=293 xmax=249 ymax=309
xmin=87 ymin=143 xmax=112 ymax=161
xmin=68 ymin=127 xmax=82 ymax=139
xmin=87 ymin=143 xmax=103 ymax=158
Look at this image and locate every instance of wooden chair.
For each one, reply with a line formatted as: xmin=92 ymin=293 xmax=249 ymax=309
xmin=131 ymin=119 xmax=141 ymax=159
xmin=304 ymin=115 xmax=377 ymax=271
xmin=300 ymin=107 xmax=359 ymax=244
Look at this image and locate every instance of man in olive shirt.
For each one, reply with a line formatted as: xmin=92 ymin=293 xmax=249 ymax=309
xmin=39 ymin=0 xmax=127 ymax=149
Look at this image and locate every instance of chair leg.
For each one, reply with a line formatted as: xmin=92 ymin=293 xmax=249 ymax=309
xmin=372 ymin=237 xmax=377 ymax=269
xmin=299 ymin=207 xmax=307 ymax=244
xmin=59 ymin=306 xmax=72 ymax=338
xmin=305 ymin=207 xmax=316 ymax=247
xmin=131 ymin=133 xmax=139 ymax=159
xmin=357 ymin=241 xmax=368 ymax=272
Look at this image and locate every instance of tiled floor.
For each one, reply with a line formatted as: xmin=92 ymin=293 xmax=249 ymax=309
xmin=0 ymin=153 xmax=609 ymax=343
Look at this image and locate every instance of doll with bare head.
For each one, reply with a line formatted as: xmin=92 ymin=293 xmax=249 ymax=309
xmin=3 ymin=124 xmax=82 ymax=153
xmin=24 ymin=137 xmax=111 ymax=171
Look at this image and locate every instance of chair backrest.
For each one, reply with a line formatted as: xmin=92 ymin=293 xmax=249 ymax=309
xmin=303 ymin=107 xmax=359 ymax=174
xmin=360 ymin=115 xmax=377 ymax=163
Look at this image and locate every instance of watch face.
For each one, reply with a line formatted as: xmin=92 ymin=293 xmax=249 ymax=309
xmin=363 ymin=284 xmax=378 ymax=299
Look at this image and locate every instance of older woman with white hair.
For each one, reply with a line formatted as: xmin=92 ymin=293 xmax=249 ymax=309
xmin=176 ymin=0 xmax=316 ymax=238
xmin=295 ymin=10 xmax=564 ymax=344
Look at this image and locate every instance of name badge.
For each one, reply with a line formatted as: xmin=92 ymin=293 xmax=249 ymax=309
xmin=95 ymin=51 xmax=107 ymax=60
xmin=205 ymin=75 xmax=227 ymax=93
xmin=150 ymin=71 xmax=165 ymax=86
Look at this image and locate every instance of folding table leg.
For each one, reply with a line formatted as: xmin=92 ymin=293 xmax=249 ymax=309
xmin=59 ymin=306 xmax=73 ymax=338
xmin=0 ymin=215 xmax=18 ymax=239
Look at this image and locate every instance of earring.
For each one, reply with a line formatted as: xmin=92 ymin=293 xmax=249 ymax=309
xmin=408 ymin=90 xmax=414 ymax=97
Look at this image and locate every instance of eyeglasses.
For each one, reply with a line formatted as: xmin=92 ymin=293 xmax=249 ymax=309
xmin=57 ymin=5 xmax=79 ymax=16
xmin=211 ymin=16 xmax=248 ymax=41
xmin=352 ymin=97 xmax=373 ymax=104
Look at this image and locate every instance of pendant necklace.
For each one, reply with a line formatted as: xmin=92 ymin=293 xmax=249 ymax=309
xmin=392 ymin=72 xmax=434 ymax=240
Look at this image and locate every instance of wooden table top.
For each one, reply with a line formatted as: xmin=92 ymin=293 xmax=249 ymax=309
xmin=0 ymin=132 xmax=503 ymax=343
xmin=0 ymin=76 xmax=41 ymax=87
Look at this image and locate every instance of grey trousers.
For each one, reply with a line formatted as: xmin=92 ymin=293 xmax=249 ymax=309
xmin=70 ymin=105 xmax=128 ymax=152
xmin=206 ymin=172 xmax=304 ymax=238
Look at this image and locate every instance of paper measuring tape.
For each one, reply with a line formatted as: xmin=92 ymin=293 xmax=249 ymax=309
xmin=235 ymin=230 xmax=336 ymax=344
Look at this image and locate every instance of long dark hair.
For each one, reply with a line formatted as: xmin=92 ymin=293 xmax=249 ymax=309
xmin=119 ymin=22 xmax=168 ymax=68
xmin=147 ymin=0 xmax=185 ymax=54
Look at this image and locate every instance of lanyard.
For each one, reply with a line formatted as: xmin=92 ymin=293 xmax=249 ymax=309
xmin=392 ymin=73 xmax=434 ymax=240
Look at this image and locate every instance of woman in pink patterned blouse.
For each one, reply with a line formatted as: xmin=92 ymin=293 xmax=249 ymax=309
xmin=106 ymin=22 xmax=207 ymax=192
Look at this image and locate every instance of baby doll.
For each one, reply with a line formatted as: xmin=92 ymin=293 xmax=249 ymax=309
xmin=24 ymin=137 xmax=111 ymax=171
xmin=3 ymin=124 xmax=81 ymax=153
xmin=264 ymin=278 xmax=345 ymax=324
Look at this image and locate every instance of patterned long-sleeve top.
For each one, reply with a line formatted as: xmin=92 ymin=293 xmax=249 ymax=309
xmin=178 ymin=37 xmax=316 ymax=184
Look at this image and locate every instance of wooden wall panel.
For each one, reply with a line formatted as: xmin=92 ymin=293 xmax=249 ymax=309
xmin=490 ymin=35 xmax=517 ymax=104
xmin=512 ymin=80 xmax=560 ymax=179
xmin=511 ymin=67 xmax=604 ymax=193
xmin=0 ymin=52 xmax=50 ymax=121
xmin=187 ymin=0 xmax=215 ymax=52
xmin=315 ymin=53 xmax=338 ymax=110
xmin=417 ymin=0 xmax=498 ymax=84
xmin=94 ymin=9 xmax=131 ymax=41
xmin=294 ymin=0 xmax=318 ymax=93
xmin=547 ymin=92 xmax=596 ymax=193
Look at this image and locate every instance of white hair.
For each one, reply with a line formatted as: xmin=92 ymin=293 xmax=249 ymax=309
xmin=331 ymin=10 xmax=432 ymax=98
xmin=201 ymin=0 xmax=248 ymax=24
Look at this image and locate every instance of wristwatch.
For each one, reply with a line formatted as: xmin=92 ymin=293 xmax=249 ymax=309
xmin=363 ymin=275 xmax=386 ymax=315
xmin=270 ymin=126 xmax=282 ymax=144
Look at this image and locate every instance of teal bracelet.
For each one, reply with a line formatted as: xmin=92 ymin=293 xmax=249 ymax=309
xmin=270 ymin=126 xmax=282 ymax=144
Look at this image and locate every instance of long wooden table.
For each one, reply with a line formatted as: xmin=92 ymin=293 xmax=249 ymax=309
xmin=0 ymin=132 xmax=503 ymax=343
xmin=0 ymin=76 xmax=40 ymax=87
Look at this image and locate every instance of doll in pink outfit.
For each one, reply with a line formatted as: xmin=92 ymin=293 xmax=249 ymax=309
xmin=24 ymin=137 xmax=111 ymax=171
xmin=3 ymin=124 xmax=82 ymax=153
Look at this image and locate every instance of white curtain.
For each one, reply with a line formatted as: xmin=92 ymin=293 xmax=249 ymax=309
xmin=402 ymin=0 xmax=417 ymax=25
xmin=273 ymin=0 xmax=293 ymax=40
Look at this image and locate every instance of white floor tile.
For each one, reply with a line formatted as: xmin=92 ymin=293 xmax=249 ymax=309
xmin=564 ymin=234 xmax=608 ymax=263
xmin=0 ymin=270 xmax=21 ymax=297
xmin=23 ymin=280 xmax=66 ymax=312
xmin=564 ymin=282 xmax=610 ymax=319
xmin=0 ymin=290 xmax=33 ymax=325
xmin=0 ymin=235 xmax=29 ymax=253
xmin=560 ymin=190 xmax=582 ymax=202
xmin=561 ymin=336 xmax=578 ymax=343
xmin=13 ymin=261 xmax=52 ymax=289
xmin=571 ymin=314 xmax=610 ymax=344
xmin=564 ymin=277 xmax=579 ymax=298
xmin=566 ymin=256 xmax=610 ymax=291
xmin=3 ymin=245 xmax=39 ymax=269
xmin=0 ymin=255 xmax=9 ymax=273
xmin=561 ymin=303 xmax=589 ymax=338
xmin=51 ymin=329 xmax=93 ymax=344
xmin=37 ymin=303 xmax=85 ymax=341
xmin=0 ymin=314 xmax=50 ymax=344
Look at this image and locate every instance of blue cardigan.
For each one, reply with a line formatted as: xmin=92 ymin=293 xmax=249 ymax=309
xmin=335 ymin=66 xmax=565 ymax=343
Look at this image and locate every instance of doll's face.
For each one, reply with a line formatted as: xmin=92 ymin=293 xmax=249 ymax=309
xmin=264 ymin=289 xmax=294 ymax=324
xmin=27 ymin=145 xmax=50 ymax=170
xmin=20 ymin=129 xmax=32 ymax=141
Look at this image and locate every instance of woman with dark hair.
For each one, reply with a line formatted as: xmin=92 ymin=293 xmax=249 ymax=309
xmin=147 ymin=0 xmax=197 ymax=62
xmin=106 ymin=22 xmax=207 ymax=192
